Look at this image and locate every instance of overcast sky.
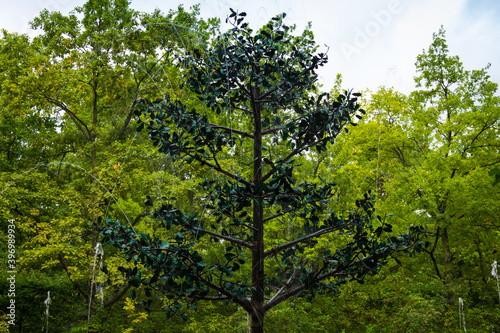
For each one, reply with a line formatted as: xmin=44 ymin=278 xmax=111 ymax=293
xmin=1 ymin=0 xmax=499 ymax=95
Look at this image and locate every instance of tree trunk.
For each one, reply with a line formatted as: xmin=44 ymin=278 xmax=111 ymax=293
xmin=475 ymin=238 xmax=487 ymax=284
xmin=250 ymin=309 xmax=265 ymax=333
xmin=251 ymin=85 xmax=265 ymax=333
xmin=425 ymin=226 xmax=442 ymax=280
xmin=441 ymin=226 xmax=453 ymax=281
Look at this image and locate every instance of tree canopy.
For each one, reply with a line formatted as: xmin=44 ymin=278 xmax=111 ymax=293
xmin=101 ymin=10 xmax=423 ymax=332
xmin=0 ymin=0 xmax=217 ymax=330
xmin=1 ymin=2 xmax=499 ymax=331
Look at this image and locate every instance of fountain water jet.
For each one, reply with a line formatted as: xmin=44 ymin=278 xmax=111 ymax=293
xmin=87 ymin=242 xmax=105 ymax=332
xmin=43 ymin=291 xmax=51 ymax=333
xmin=492 ymin=260 xmax=500 ymax=303
xmin=459 ymin=297 xmax=466 ymax=332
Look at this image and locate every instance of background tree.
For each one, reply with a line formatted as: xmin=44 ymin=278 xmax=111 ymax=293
xmin=320 ymin=28 xmax=500 ymax=331
xmin=366 ymin=28 xmax=500 ymax=290
xmin=0 ymin=0 xmax=218 ymax=329
xmin=102 ymin=11 xmax=423 ymax=332
xmin=409 ymin=27 xmax=500 ymax=287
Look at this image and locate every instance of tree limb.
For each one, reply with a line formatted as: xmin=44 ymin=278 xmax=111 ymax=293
xmin=42 ymin=93 xmax=93 ymax=142
xmin=132 ymin=209 xmax=152 ymax=226
xmin=192 ymin=227 xmax=253 ymax=248
xmin=103 ymin=283 xmax=131 ymax=308
xmin=264 ymin=227 xmax=339 ymax=258
xmin=185 ymin=151 xmax=252 ymax=187
xmin=209 ymin=123 xmax=254 ymax=139
xmin=58 ymin=253 xmax=89 ymax=300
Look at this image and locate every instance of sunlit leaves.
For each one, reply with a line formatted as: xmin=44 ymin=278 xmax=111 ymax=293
xmin=0 ymin=2 xmax=219 ymax=329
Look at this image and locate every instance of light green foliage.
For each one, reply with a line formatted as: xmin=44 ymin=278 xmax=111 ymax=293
xmin=0 ymin=0 xmax=217 ymax=329
xmin=387 ymin=27 xmax=500 ymax=285
xmin=1 ymin=2 xmax=499 ymax=330
xmin=321 ymin=27 xmax=500 ymax=331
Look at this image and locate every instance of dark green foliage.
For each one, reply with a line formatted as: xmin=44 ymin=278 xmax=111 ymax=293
xmin=489 ymin=167 xmax=500 ymax=186
xmin=0 ymin=272 xmax=83 ymax=332
xmin=101 ymin=11 xmax=424 ymax=332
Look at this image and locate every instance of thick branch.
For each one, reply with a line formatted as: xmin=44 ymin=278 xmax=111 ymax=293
xmin=263 ymin=270 xmax=351 ymax=311
xmin=264 ymin=246 xmax=411 ymax=311
xmin=132 ymin=209 xmax=151 ymax=226
xmin=103 ymin=283 xmax=131 ymax=308
xmin=117 ymin=86 xmax=141 ymax=140
xmin=393 ymin=146 xmax=408 ymax=167
xmin=423 ymin=226 xmax=442 ymax=280
xmin=198 ymin=275 xmax=252 ymax=312
xmin=58 ymin=254 xmax=89 ymax=300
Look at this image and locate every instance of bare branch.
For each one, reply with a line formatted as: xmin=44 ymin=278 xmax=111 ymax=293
xmin=185 ymin=151 xmax=253 ymax=188
xmin=192 ymin=227 xmax=253 ymax=248
xmin=103 ymin=284 xmax=131 ymax=308
xmin=42 ymin=93 xmax=93 ymax=141
xmin=264 ymin=227 xmax=338 ymax=258
xmin=209 ymin=123 xmax=254 ymax=139
xmin=58 ymin=254 xmax=88 ymax=300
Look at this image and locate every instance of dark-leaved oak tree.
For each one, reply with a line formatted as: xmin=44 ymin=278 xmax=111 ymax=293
xmin=101 ymin=11 xmax=424 ymax=332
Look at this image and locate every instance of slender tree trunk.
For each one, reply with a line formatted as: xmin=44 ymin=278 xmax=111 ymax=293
xmin=425 ymin=226 xmax=443 ymax=280
xmin=251 ymin=85 xmax=265 ymax=333
xmin=441 ymin=226 xmax=453 ymax=282
xmin=475 ymin=238 xmax=487 ymax=284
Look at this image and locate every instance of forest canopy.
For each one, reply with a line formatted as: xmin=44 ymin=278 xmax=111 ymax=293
xmin=0 ymin=1 xmax=499 ymax=332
